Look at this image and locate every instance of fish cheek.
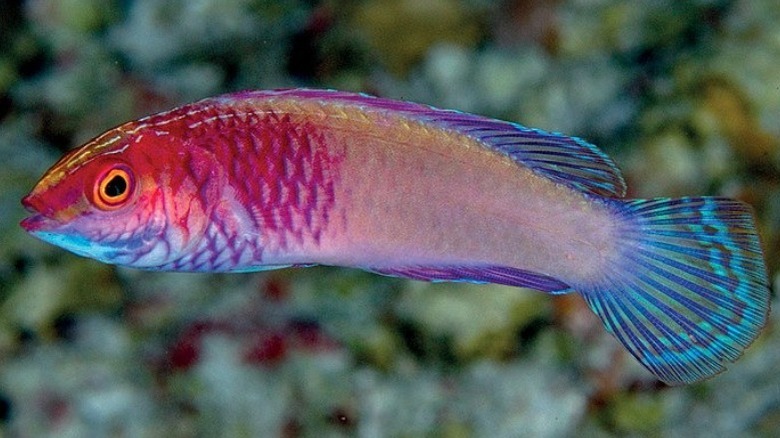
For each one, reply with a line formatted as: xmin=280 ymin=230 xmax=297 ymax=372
xmin=172 ymin=192 xmax=211 ymax=254
xmin=156 ymin=170 xmax=215 ymax=257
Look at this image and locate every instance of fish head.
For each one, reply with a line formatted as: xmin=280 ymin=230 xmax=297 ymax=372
xmin=20 ymin=122 xmax=213 ymax=269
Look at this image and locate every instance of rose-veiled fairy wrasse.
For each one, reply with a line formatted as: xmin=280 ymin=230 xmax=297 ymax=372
xmin=21 ymin=88 xmax=770 ymax=385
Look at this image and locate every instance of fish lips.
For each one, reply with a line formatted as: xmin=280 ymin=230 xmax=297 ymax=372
xmin=20 ymin=193 xmax=65 ymax=233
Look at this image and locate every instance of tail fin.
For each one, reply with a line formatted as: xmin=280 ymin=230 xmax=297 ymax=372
xmin=581 ymin=197 xmax=770 ymax=385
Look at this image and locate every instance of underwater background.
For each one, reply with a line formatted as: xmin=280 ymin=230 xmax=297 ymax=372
xmin=1 ymin=0 xmax=778 ymax=436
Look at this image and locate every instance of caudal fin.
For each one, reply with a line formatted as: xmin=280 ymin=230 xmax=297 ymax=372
xmin=581 ymin=197 xmax=770 ymax=385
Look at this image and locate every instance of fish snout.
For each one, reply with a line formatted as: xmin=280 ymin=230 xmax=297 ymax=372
xmin=22 ymin=192 xmax=44 ymax=214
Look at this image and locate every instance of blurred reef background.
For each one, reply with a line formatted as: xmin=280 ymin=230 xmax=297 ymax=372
xmin=1 ymin=0 xmax=779 ymax=436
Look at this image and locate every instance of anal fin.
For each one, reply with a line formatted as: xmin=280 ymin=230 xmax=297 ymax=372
xmin=366 ymin=265 xmax=572 ymax=294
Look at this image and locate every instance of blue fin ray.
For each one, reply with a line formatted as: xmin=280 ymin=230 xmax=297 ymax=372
xmin=580 ymin=197 xmax=770 ymax=384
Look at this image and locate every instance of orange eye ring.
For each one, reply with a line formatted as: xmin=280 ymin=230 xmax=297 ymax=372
xmin=93 ymin=166 xmax=134 ymax=210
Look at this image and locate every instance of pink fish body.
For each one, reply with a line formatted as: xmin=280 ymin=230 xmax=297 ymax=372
xmin=21 ymin=89 xmax=770 ymax=385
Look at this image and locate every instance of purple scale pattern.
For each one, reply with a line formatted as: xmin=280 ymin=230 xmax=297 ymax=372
xmin=151 ymin=103 xmax=341 ymax=272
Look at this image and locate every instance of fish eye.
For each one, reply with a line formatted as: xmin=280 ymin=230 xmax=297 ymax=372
xmin=93 ymin=166 xmax=134 ymax=210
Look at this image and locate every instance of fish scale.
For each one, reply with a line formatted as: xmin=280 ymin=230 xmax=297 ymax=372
xmin=160 ymin=109 xmax=340 ymax=269
xmin=250 ymin=115 xmax=335 ymax=247
xmin=20 ymin=88 xmax=770 ymax=385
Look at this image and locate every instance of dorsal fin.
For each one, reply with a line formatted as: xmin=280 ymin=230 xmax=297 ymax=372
xmin=223 ymin=89 xmax=627 ymax=198
xmin=426 ymin=115 xmax=627 ymax=198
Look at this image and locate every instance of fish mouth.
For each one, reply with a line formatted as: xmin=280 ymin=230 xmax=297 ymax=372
xmin=20 ymin=193 xmax=62 ymax=233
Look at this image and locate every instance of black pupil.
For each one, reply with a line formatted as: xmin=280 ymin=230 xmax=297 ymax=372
xmin=104 ymin=175 xmax=127 ymax=198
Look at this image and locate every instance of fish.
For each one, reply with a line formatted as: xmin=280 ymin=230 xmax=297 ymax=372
xmin=20 ymin=88 xmax=770 ymax=385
